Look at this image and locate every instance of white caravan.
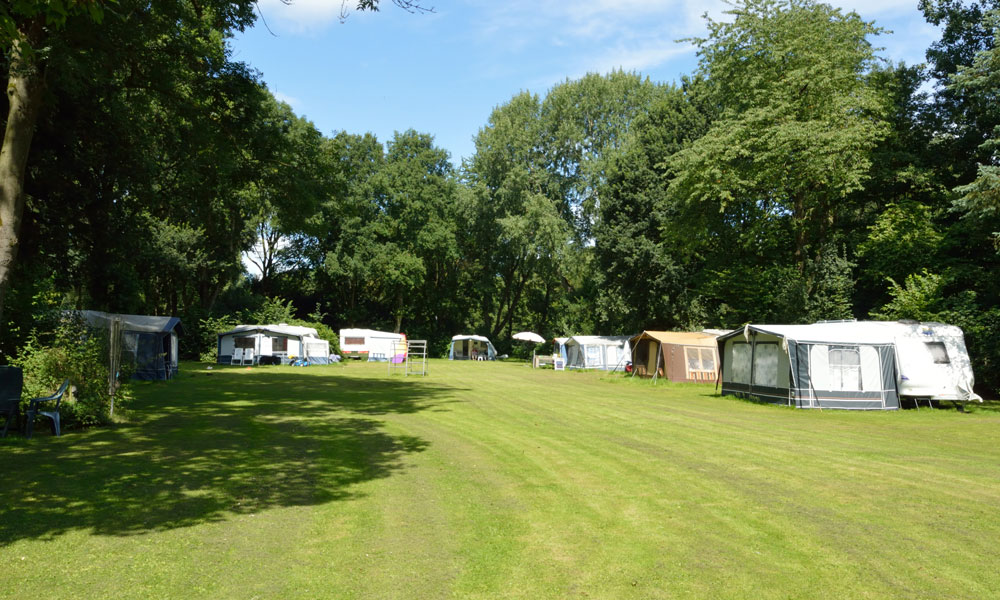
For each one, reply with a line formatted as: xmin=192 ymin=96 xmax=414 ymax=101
xmin=339 ymin=328 xmax=405 ymax=361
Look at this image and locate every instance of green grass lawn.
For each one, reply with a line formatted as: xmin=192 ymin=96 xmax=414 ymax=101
xmin=2 ymin=360 xmax=999 ymax=599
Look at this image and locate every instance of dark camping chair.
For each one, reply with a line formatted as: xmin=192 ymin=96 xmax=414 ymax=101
xmin=0 ymin=366 xmax=22 ymax=438
xmin=26 ymin=379 xmax=70 ymax=439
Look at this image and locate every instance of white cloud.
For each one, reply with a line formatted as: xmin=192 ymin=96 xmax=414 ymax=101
xmin=271 ymin=89 xmax=303 ymax=110
xmin=585 ymin=40 xmax=696 ymax=77
xmin=472 ymin=0 xmax=935 ymax=83
xmin=253 ymin=0 xmax=352 ymax=34
xmin=833 ymin=0 xmax=922 ymax=17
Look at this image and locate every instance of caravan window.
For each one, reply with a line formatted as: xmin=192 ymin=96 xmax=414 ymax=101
xmin=235 ymin=337 xmax=255 ymax=349
xmin=344 ymin=337 xmax=366 ymax=346
xmin=731 ymin=343 xmax=751 ymax=384
xmin=685 ymin=347 xmax=717 ymax=379
xmin=925 ymin=342 xmax=950 ymax=364
xmin=752 ymin=343 xmax=779 ymax=387
xmin=272 ymin=336 xmax=288 ymax=352
xmin=585 ymin=345 xmax=602 ymax=367
xmin=829 ymin=346 xmax=861 ymax=391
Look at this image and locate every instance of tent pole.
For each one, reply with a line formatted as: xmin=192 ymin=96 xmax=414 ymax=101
xmin=630 ymin=339 xmax=639 ymax=378
xmin=611 ymin=345 xmax=627 ymax=373
xmin=652 ymin=343 xmax=662 ymax=385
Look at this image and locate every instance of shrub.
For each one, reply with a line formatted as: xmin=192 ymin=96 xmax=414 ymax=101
xmin=11 ymin=315 xmax=132 ymax=428
xmin=290 ymin=319 xmax=341 ymax=355
xmin=195 ymin=314 xmax=240 ymax=363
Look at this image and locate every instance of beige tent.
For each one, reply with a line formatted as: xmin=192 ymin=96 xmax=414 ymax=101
xmin=628 ymin=331 xmax=721 ymax=382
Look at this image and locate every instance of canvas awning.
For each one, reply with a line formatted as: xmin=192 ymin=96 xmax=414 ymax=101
xmin=80 ymin=310 xmax=182 ymax=334
xmin=629 ymin=331 xmax=719 ymax=347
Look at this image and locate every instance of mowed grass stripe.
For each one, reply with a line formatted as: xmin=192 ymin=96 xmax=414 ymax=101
xmin=2 ymin=359 xmax=999 ymax=599
xmin=355 ymin=363 xmax=984 ymax=598
xmin=385 ymin=362 xmax=1000 ymax=597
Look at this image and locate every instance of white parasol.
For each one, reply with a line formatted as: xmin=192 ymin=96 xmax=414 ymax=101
xmin=512 ymin=331 xmax=545 ymax=343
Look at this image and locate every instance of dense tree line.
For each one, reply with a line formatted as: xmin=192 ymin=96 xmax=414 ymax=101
xmin=2 ymin=0 xmax=999 ymax=393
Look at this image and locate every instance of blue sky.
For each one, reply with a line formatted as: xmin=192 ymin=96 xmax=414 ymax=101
xmin=230 ymin=0 xmax=941 ymax=167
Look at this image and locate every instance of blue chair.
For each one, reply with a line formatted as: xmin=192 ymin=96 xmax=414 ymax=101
xmin=26 ymin=379 xmax=70 ymax=439
xmin=0 ymin=366 xmax=23 ymax=438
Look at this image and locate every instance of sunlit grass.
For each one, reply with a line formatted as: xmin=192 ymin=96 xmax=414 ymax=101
xmin=2 ymin=359 xmax=999 ymax=599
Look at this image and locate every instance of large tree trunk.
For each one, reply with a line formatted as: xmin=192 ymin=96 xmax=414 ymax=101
xmin=394 ymin=290 xmax=403 ymax=333
xmin=792 ymin=194 xmax=807 ymax=276
xmin=0 ymin=22 xmax=46 ymax=327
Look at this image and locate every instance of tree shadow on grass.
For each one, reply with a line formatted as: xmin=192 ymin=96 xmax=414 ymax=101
xmin=0 ymin=368 xmax=462 ymax=545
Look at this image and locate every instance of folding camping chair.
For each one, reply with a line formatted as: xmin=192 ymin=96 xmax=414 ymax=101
xmin=26 ymin=379 xmax=70 ymax=439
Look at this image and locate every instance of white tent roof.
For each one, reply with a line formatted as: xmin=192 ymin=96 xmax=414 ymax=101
xmin=452 ymin=334 xmax=492 ymax=343
xmin=565 ymin=335 xmax=631 ymax=346
xmin=220 ymin=324 xmax=319 ymax=338
xmin=79 ymin=310 xmax=181 ymax=334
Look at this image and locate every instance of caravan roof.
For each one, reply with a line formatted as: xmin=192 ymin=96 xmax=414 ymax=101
xmin=720 ymin=323 xmax=895 ymax=345
xmin=718 ymin=321 xmax=964 ymax=346
xmin=220 ymin=324 xmax=319 ymax=338
xmin=341 ymin=328 xmax=403 ymax=339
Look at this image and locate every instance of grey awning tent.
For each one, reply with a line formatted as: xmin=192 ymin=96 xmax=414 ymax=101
xmin=448 ymin=335 xmax=497 ymax=360
xmin=563 ymin=335 xmax=632 ymax=371
xmin=80 ymin=311 xmax=182 ymax=380
xmin=718 ymin=321 xmax=982 ymax=409
xmin=217 ymin=324 xmax=331 ymax=365
xmin=716 ymin=321 xmax=985 ymax=410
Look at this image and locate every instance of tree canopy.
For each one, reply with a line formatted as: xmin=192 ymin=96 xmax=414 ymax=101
xmin=6 ymin=0 xmax=1000 ymax=394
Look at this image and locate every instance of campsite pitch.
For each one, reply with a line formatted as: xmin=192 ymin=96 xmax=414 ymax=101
xmin=1 ymin=360 xmax=998 ymax=599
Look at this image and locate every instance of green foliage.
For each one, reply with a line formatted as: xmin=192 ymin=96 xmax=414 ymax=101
xmin=10 ymin=314 xmax=132 ymax=427
xmin=858 ymin=203 xmax=943 ymax=286
xmin=871 ymin=271 xmax=952 ymax=321
xmin=669 ymin=0 xmax=889 ymax=280
xmin=194 ymin=313 xmax=240 ymax=363
xmin=921 ymin=0 xmax=1000 ymax=187
xmin=949 ymin=8 xmax=1000 ymax=229
xmin=872 ymin=269 xmax=1000 ymax=393
xmin=251 ymin=296 xmax=297 ymax=325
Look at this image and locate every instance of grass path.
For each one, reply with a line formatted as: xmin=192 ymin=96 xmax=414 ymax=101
xmin=2 ymin=360 xmax=999 ymax=598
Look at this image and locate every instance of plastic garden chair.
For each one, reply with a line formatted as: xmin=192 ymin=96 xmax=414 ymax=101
xmin=26 ymin=379 xmax=70 ymax=439
xmin=232 ymin=348 xmax=244 ymax=366
xmin=0 ymin=366 xmax=22 ymax=438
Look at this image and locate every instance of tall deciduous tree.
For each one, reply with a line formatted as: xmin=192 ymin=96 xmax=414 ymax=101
xmin=0 ymin=0 xmax=415 ymax=328
xmin=595 ymin=78 xmax=717 ymax=331
xmin=920 ymin=0 xmax=999 ymax=187
xmin=539 ymin=70 xmax=669 ymax=240
xmin=243 ymin=95 xmax=328 ymax=291
xmin=668 ymin=0 xmax=888 ymax=292
xmin=0 ymin=0 xmax=259 ymax=325
xmin=949 ymin=8 xmax=1000 ymax=219
xmin=464 ymin=92 xmax=571 ymax=340
xmin=373 ymin=130 xmax=459 ymax=333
